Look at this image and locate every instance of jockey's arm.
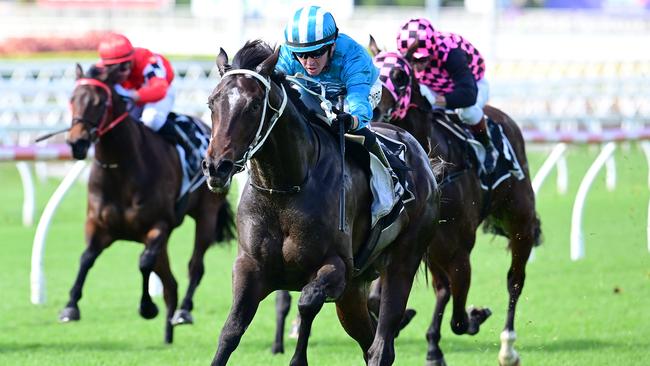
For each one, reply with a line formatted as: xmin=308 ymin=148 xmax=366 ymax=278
xmin=442 ymin=48 xmax=478 ymax=110
xmin=134 ymin=76 xmax=169 ymax=105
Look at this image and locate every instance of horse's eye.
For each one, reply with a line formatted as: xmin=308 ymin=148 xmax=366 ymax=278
xmin=250 ymin=100 xmax=262 ymax=112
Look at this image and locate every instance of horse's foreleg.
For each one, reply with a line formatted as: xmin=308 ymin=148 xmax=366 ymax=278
xmin=174 ymin=229 xmax=211 ymax=326
xmin=138 ymin=224 xmax=170 ymax=320
xmin=59 ymin=230 xmax=112 ymax=322
xmin=425 ymin=265 xmax=451 ymax=366
xmin=289 ymin=256 xmax=347 ymax=366
xmin=368 ymin=255 xmax=420 ymax=366
xmin=153 ymin=246 xmax=178 ymax=344
xmin=335 ymin=280 xmax=375 ymax=360
xmin=272 ymin=290 xmax=291 ymax=354
xmin=211 ymin=255 xmax=269 ymax=366
xmin=447 ymin=251 xmax=479 ymax=335
xmin=499 ymin=233 xmax=534 ymax=366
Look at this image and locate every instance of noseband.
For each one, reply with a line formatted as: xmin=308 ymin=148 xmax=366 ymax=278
xmin=219 ymin=69 xmax=288 ymax=173
xmin=73 ymin=78 xmax=129 ymax=139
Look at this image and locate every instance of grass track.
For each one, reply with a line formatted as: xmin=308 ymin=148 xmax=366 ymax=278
xmin=0 ymin=145 xmax=649 ymax=365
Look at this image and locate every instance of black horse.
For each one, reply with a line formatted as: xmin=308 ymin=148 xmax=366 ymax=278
xmin=370 ymin=42 xmax=542 ymax=366
xmin=63 ymin=64 xmax=234 ymax=343
xmin=203 ymin=40 xmax=439 ymax=366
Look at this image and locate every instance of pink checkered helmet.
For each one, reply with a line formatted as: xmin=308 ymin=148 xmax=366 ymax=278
xmin=396 ymin=18 xmax=437 ymax=59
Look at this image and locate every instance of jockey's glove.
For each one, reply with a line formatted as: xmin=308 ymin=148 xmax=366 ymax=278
xmin=332 ymin=110 xmax=355 ymax=134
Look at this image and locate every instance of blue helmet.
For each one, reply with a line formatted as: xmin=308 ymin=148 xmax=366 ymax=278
xmin=284 ymin=6 xmax=338 ymax=53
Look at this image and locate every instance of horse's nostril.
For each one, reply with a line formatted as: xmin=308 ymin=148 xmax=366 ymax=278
xmin=216 ymin=160 xmax=234 ymax=177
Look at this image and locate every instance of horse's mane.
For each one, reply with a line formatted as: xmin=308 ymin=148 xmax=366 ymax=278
xmin=232 ymin=39 xmax=274 ymax=70
xmin=85 ymin=65 xmax=108 ymax=81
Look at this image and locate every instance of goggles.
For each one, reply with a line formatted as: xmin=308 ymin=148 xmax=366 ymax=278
xmin=294 ymin=46 xmax=330 ymax=60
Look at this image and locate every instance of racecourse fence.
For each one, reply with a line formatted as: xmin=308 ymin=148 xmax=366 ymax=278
xmin=1 ymin=60 xmax=649 ymax=304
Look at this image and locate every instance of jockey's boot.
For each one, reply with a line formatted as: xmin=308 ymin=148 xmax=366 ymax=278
xmin=158 ymin=120 xmax=199 ymax=168
xmin=470 ymin=116 xmax=498 ymax=174
xmin=365 ymin=133 xmax=404 ymax=199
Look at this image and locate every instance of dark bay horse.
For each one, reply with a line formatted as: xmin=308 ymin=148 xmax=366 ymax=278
xmin=370 ymin=45 xmax=541 ymax=366
xmin=203 ymin=40 xmax=439 ymax=366
xmin=63 ymin=64 xmax=234 ymax=343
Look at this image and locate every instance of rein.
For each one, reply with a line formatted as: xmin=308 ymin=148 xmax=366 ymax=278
xmin=74 ymin=78 xmax=129 ymax=138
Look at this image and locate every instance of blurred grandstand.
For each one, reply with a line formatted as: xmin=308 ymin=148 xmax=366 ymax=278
xmin=0 ymin=0 xmax=649 ymax=146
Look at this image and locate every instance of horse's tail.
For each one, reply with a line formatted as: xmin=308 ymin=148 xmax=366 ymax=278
xmin=482 ymin=212 xmax=543 ymax=247
xmin=532 ymin=213 xmax=543 ymax=247
xmin=214 ymin=199 xmax=236 ymax=244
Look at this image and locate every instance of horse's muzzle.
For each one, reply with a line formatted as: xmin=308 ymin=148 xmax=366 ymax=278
xmin=202 ymin=158 xmax=233 ymax=193
xmin=67 ymin=139 xmax=90 ymax=160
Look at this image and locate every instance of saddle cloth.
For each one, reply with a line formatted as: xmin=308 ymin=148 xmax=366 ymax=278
xmin=166 ymin=112 xmax=210 ymax=200
xmin=435 ymin=112 xmax=525 ymax=190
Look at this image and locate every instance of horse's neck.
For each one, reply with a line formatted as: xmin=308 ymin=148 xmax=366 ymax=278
xmin=249 ymin=98 xmax=316 ymax=189
xmin=406 ymin=89 xmax=436 ymax=149
xmin=94 ymin=116 xmax=145 ymax=168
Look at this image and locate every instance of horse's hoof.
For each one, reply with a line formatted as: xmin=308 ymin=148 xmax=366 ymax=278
xmin=171 ymin=309 xmax=194 ymax=326
xmin=499 ymin=354 xmax=521 ymax=366
xmin=425 ymin=357 xmax=447 ymax=366
xmin=139 ymin=301 xmax=159 ymax=319
xmin=59 ymin=307 xmax=80 ymax=322
xmin=271 ymin=343 xmax=284 ymax=355
xmin=469 ymin=306 xmax=492 ymax=323
xmin=395 ymin=308 xmax=417 ymax=337
xmin=466 ymin=306 xmax=492 ymax=334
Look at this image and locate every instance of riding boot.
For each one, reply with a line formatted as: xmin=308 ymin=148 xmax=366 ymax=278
xmin=367 ymin=137 xmax=404 ymax=199
xmin=158 ymin=120 xmax=199 ymax=168
xmin=157 ymin=120 xmax=179 ymax=145
xmin=470 ymin=117 xmax=499 ymax=173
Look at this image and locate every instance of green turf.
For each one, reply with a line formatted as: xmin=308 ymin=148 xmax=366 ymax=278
xmin=0 ymin=145 xmax=649 ymax=365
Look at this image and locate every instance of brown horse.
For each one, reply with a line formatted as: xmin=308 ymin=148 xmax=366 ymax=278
xmin=62 ymin=64 xmax=234 ymax=344
xmin=370 ymin=43 xmax=541 ymax=366
xmin=203 ymin=40 xmax=439 ymax=366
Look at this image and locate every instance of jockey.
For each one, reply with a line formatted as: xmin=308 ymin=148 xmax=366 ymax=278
xmin=97 ymin=33 xmax=181 ymax=146
xmin=275 ymin=5 xmax=398 ymax=187
xmin=396 ymin=18 xmax=498 ymax=173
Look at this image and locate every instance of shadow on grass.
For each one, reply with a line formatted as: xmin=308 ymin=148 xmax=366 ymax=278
xmin=0 ymin=340 xmax=168 ymax=353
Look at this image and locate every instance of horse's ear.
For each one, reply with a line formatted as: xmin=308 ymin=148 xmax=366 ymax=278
xmin=75 ymin=63 xmax=84 ymax=80
xmin=404 ymin=40 xmax=420 ymax=61
xmin=216 ymin=48 xmax=230 ymax=76
xmin=369 ymin=35 xmax=381 ymax=57
xmin=256 ymin=47 xmax=280 ymax=76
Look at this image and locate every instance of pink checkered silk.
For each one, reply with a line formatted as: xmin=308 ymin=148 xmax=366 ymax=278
xmin=373 ymin=51 xmax=415 ymax=121
xmin=397 ymin=18 xmax=485 ymax=94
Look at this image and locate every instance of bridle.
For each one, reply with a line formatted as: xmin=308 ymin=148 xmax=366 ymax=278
xmin=218 ymin=69 xmax=288 ymax=174
xmin=72 ymin=78 xmax=129 ymax=140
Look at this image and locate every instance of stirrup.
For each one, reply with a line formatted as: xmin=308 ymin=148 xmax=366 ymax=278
xmin=483 ymin=142 xmax=498 ymax=173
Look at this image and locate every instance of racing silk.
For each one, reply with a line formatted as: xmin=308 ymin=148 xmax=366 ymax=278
xmin=121 ymin=48 xmax=175 ymax=105
xmin=275 ymin=33 xmax=379 ymax=129
xmin=417 ymin=32 xmax=485 ymax=96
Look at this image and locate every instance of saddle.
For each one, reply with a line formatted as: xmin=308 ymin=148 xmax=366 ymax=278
xmin=290 ymin=80 xmax=415 ymax=278
xmin=434 ymin=111 xmax=525 ymax=191
xmin=165 ymin=112 xmax=211 ymax=216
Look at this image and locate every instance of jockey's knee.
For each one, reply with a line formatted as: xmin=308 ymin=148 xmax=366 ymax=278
xmin=141 ymin=108 xmax=168 ymax=131
xmin=457 ymin=105 xmax=482 ymax=126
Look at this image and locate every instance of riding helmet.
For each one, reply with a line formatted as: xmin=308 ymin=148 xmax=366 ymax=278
xmin=98 ymin=33 xmax=135 ymax=65
xmin=396 ymin=18 xmax=437 ymax=59
xmin=284 ymin=6 xmax=338 ymax=53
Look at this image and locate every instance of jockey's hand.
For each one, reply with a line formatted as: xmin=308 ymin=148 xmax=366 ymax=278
xmin=331 ymin=110 xmax=355 ymax=134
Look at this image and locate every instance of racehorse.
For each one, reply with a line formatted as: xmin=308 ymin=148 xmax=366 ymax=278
xmin=62 ymin=64 xmax=235 ymax=344
xmin=370 ymin=41 xmax=542 ymax=366
xmin=203 ymin=40 xmax=439 ymax=366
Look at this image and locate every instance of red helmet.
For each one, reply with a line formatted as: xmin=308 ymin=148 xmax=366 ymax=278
xmin=98 ymin=33 xmax=134 ymax=65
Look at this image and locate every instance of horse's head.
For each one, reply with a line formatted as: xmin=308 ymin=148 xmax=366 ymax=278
xmin=372 ymin=51 xmax=416 ymax=123
xmin=67 ymin=63 xmax=126 ymax=159
xmin=203 ymin=40 xmax=282 ymax=193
